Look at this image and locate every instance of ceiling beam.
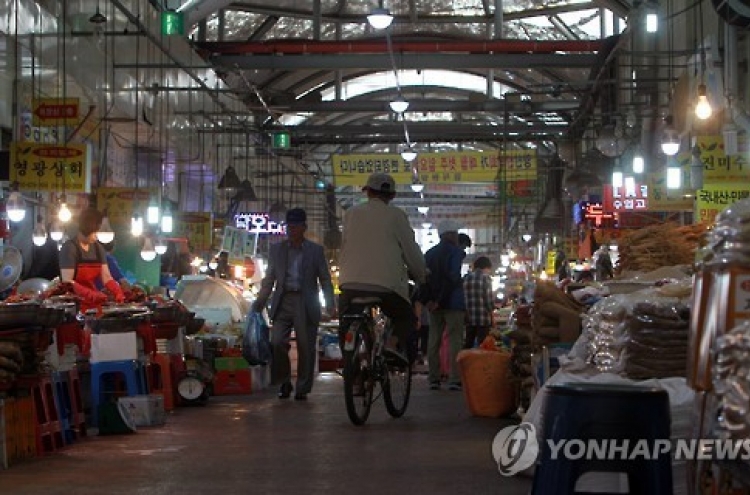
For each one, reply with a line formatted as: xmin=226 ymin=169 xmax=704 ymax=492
xmin=209 ymin=53 xmax=598 ymax=71
xmin=274 ymin=99 xmax=581 ymax=113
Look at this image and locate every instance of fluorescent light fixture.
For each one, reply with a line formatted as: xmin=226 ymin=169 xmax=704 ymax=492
xmin=625 ymin=176 xmax=636 ymax=197
xmin=161 ymin=204 xmax=173 ymax=233
xmin=146 ymin=197 xmax=160 ymax=225
xmin=632 ymin=152 xmax=645 ymax=174
xmin=367 ymin=7 xmax=393 ymax=29
xmin=612 ymin=169 xmax=623 ymax=189
xmin=131 ymin=214 xmax=144 ymax=237
xmin=645 ymin=13 xmax=658 ymax=33
xmin=667 ymin=164 xmax=682 ymax=189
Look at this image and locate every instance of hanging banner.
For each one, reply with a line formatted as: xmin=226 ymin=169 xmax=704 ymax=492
xmin=175 ymin=213 xmax=213 ymax=252
xmin=332 ymin=150 xmax=536 ymax=187
xmin=10 ymin=141 xmax=91 ymax=193
xmin=647 ymin=173 xmax=693 ymax=211
xmin=96 ymin=188 xmax=155 ymax=228
xmin=694 ymin=135 xmax=750 ymax=184
xmin=695 ymin=184 xmax=750 ymax=223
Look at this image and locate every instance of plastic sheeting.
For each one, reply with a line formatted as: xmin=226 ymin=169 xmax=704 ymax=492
xmin=174 ymin=275 xmax=250 ymax=323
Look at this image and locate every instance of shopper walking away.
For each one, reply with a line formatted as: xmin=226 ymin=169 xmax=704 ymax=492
xmin=463 ymin=256 xmax=494 ymax=348
xmin=252 ymin=208 xmax=336 ymax=400
xmin=338 ymin=172 xmax=427 ymax=363
xmin=422 ymin=220 xmax=466 ymax=391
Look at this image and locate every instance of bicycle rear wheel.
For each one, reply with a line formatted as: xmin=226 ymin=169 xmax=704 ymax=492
xmin=383 ymin=352 xmax=412 ymax=418
xmin=342 ymin=321 xmax=374 ymax=426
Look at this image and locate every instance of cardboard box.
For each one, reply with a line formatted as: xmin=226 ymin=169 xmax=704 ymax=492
xmin=117 ymin=395 xmax=166 ymax=427
xmin=91 ymin=332 xmax=138 ymax=363
xmin=213 ymin=369 xmax=252 ymax=395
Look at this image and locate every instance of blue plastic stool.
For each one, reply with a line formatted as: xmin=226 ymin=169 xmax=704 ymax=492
xmin=51 ymin=372 xmax=72 ymax=445
xmin=90 ymin=360 xmax=147 ymax=427
xmin=531 ymin=382 xmax=672 ymax=495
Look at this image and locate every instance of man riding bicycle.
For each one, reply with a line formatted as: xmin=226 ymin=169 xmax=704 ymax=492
xmin=338 ymin=172 xmax=427 ymax=362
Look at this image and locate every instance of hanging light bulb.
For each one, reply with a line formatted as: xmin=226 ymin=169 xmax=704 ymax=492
xmin=155 ymin=237 xmax=168 ymax=255
xmin=695 ymin=84 xmax=712 ymax=120
xmin=632 ymin=148 xmax=645 ymax=174
xmin=389 ymin=96 xmax=409 ymax=113
xmin=522 ymin=233 xmax=533 ymax=243
xmin=58 ymin=194 xmax=72 ymax=223
xmin=661 ymin=116 xmax=680 ymax=155
xmin=96 ymin=215 xmax=115 ymax=243
xmin=32 ymin=215 xmax=47 ymax=246
xmin=401 ymin=149 xmax=417 ymax=162
xmin=6 ymin=191 xmax=26 ymax=223
xmin=644 ymin=2 xmax=659 ymax=33
xmin=131 ymin=213 xmax=144 ymax=237
xmin=146 ymin=196 xmax=160 ymax=225
xmin=417 ymin=206 xmax=429 ymax=215
xmin=208 ymin=258 xmax=219 ymax=271
xmin=161 ymin=203 xmax=173 ymax=233
xmin=140 ymin=237 xmax=157 ymax=261
xmin=367 ymin=7 xmax=393 ymax=29
xmin=410 ymin=180 xmax=425 ymax=193
xmin=49 ymin=220 xmax=64 ymax=242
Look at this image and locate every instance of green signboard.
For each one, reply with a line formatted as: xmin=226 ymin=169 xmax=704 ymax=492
xmin=272 ymin=132 xmax=291 ymax=149
xmin=161 ymin=11 xmax=184 ymax=36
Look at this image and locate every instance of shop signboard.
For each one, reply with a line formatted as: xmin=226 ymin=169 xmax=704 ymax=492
xmin=175 ymin=213 xmax=212 ymax=252
xmin=332 ymin=150 xmax=536 ymax=187
xmin=31 ymin=98 xmax=80 ymax=127
xmin=602 ymin=184 xmax=648 ymax=212
xmin=10 ymin=141 xmax=91 ymax=192
xmin=96 ymin=188 xmax=155 ymax=228
xmin=545 ymin=250 xmax=556 ymax=276
xmin=234 ymin=213 xmax=286 ymax=235
xmin=694 ymin=135 xmax=750 ymax=184
xmin=647 ymin=172 xmax=693 ymax=211
xmin=695 ymin=184 xmax=750 ymax=223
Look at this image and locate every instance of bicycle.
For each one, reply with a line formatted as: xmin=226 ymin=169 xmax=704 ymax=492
xmin=340 ymin=297 xmax=412 ymax=426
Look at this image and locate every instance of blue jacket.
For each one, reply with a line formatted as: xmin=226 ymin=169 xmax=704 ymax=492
xmin=423 ymin=240 xmax=466 ymax=311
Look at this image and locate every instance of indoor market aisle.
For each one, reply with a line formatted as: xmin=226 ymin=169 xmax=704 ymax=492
xmin=0 ymin=374 xmax=532 ymax=494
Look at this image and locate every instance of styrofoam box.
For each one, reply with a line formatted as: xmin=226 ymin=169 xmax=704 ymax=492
xmin=117 ymin=395 xmax=166 ymax=427
xmin=91 ymin=332 xmax=138 ymax=363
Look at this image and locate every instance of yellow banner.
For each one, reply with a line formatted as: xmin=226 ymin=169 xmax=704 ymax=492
xmin=332 ymin=150 xmax=536 ymax=187
xmin=695 ymin=135 xmax=750 ymax=183
xmin=695 ymin=184 xmax=750 ymax=223
xmin=96 ymin=188 xmax=156 ymax=228
xmin=175 ymin=213 xmax=213 ymax=252
xmin=10 ymin=141 xmax=91 ymax=192
xmin=647 ymin=172 xmax=693 ymax=211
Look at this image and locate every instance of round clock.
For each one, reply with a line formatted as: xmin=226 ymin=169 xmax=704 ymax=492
xmin=177 ymin=376 xmax=206 ymax=401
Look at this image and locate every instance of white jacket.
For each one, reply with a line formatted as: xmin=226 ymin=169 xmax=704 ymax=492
xmin=339 ymin=198 xmax=427 ymax=302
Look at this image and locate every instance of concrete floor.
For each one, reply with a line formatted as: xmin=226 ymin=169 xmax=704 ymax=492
xmin=0 ymin=373 xmax=533 ymax=495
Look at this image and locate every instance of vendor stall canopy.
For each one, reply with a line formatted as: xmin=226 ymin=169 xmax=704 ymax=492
xmin=0 ymin=0 xmax=729 ymax=240
xmin=174 ymin=275 xmax=250 ymax=324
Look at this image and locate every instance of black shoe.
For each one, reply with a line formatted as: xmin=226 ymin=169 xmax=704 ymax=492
xmin=294 ymin=393 xmax=307 ymax=401
xmin=278 ymin=383 xmax=293 ymax=399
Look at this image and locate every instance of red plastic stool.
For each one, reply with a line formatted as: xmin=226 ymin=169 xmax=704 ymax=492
xmin=55 ymin=321 xmax=84 ymax=355
xmin=148 ymin=354 xmax=176 ymax=411
xmin=61 ymin=368 xmax=87 ymax=440
xmin=19 ymin=375 xmax=64 ymax=455
xmin=137 ymin=322 xmax=157 ymax=357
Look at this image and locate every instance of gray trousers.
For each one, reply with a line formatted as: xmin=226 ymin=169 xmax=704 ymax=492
xmin=270 ymin=292 xmax=319 ymax=394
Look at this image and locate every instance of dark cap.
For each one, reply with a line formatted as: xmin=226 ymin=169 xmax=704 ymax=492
xmin=285 ymin=208 xmax=307 ymax=225
xmin=363 ymin=172 xmax=396 ymax=193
